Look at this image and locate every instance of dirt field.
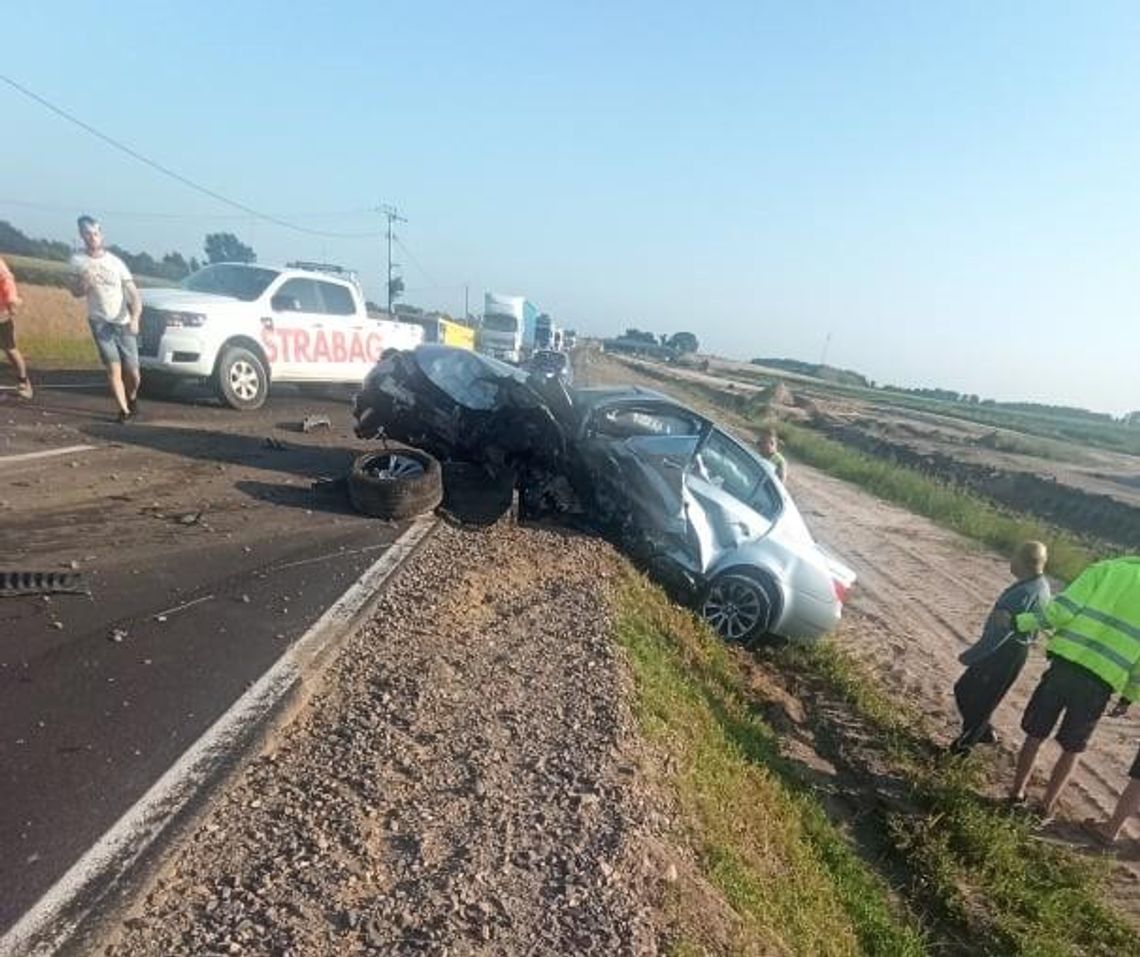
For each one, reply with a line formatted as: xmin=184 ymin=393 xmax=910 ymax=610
xmin=633 ymin=355 xmax=1140 ymax=549
xmin=578 ymin=352 xmax=1140 ymax=871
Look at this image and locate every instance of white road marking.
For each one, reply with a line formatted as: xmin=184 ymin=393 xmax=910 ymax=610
xmin=0 ymin=514 xmax=437 ymax=957
xmin=0 ymin=445 xmax=97 ymax=466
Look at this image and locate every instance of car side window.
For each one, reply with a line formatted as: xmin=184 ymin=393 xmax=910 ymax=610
xmin=692 ymin=429 xmax=764 ymax=502
xmin=316 ymin=281 xmax=356 ymax=316
xmin=275 ymin=278 xmax=322 ymax=313
xmin=594 ymin=406 xmax=702 ymax=439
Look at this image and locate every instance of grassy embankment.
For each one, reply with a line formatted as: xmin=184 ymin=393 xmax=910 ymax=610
xmin=613 ymin=565 xmax=1140 ymax=955
xmin=4 ymin=255 xmax=171 ymax=368
xmin=624 ymin=361 xmax=1103 ymax=582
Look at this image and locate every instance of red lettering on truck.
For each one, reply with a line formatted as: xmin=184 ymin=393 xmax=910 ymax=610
xmin=332 ymin=331 xmax=348 ymax=363
xmin=261 ymin=328 xmax=279 ymax=363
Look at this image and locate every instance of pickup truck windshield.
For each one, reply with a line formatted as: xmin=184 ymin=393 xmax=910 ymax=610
xmin=482 ymin=314 xmax=519 ymax=333
xmin=182 ymin=264 xmax=280 ymax=301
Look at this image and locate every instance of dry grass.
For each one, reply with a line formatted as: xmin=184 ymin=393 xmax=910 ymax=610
xmin=8 ymin=283 xmax=99 ymax=368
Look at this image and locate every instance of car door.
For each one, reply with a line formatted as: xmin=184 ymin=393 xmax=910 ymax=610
xmin=684 ymin=428 xmax=780 ymax=572
xmin=265 ymin=278 xmax=326 ymax=381
xmin=576 ymin=401 xmax=706 ymax=562
xmin=311 ymin=279 xmax=367 ymax=382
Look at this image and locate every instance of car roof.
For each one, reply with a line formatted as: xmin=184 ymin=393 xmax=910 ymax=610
xmin=203 ymin=262 xmax=356 ymax=286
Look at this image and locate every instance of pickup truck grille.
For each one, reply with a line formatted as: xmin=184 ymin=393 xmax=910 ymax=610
xmin=139 ymin=308 xmax=166 ymax=357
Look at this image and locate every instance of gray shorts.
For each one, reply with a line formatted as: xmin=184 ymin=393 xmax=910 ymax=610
xmin=89 ymin=319 xmax=139 ymax=370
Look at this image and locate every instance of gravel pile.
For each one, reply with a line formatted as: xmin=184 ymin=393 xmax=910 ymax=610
xmin=107 ymin=519 xmax=665 ymax=956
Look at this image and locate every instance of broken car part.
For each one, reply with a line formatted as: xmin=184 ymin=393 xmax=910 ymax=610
xmin=348 ymin=448 xmax=444 ymax=520
xmin=0 ymin=571 xmax=89 ymax=597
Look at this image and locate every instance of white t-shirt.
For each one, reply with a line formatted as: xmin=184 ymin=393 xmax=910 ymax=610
xmin=70 ymin=251 xmax=135 ymax=324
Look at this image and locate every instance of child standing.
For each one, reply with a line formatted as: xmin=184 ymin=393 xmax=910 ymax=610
xmin=951 ymin=541 xmax=1050 ymax=754
xmin=757 ymin=425 xmax=787 ymax=482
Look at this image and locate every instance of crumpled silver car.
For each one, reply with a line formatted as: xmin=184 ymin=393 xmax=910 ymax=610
xmin=353 ymin=345 xmax=855 ymax=643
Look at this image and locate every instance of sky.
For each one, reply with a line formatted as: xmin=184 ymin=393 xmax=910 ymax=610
xmin=2 ymin=1 xmax=1138 ymax=414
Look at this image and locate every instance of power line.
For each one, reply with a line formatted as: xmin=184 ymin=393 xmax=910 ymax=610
xmin=0 ymin=73 xmax=376 ymax=240
xmin=0 ymin=197 xmax=377 ymax=223
xmin=393 ymin=236 xmax=439 ymax=288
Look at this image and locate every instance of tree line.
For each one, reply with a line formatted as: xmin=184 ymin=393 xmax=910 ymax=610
xmin=0 ymin=220 xmax=257 ymax=281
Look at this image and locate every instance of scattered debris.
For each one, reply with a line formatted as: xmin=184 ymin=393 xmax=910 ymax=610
xmin=301 ymin=414 xmax=332 ymax=433
xmin=109 ymin=628 xmax=128 ymax=643
xmin=0 ymin=570 xmax=89 ymax=597
xmin=152 ymin=594 xmax=216 ymax=620
xmin=177 ymin=512 xmax=203 ymax=526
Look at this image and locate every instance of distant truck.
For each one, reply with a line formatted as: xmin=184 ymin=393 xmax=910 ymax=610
xmin=408 ymin=313 xmax=476 ymax=350
xmin=139 ymin=262 xmax=423 ymax=410
xmin=479 ymin=292 xmax=539 ymax=363
xmin=534 ymin=313 xmax=555 ymax=352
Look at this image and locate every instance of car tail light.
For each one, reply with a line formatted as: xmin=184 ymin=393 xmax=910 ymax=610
xmin=832 ymin=579 xmax=851 ymax=604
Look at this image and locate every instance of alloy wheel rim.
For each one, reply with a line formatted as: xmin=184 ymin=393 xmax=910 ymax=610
xmin=229 ymin=360 xmax=260 ymax=401
xmin=703 ymin=577 xmax=769 ymax=641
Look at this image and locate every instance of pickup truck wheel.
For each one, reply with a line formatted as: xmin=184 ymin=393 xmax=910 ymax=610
xmin=348 ymin=447 xmax=443 ymax=520
xmin=214 ymin=346 xmax=268 ymax=411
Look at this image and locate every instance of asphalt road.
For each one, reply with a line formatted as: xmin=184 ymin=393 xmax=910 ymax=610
xmin=0 ymin=373 xmax=408 ymax=934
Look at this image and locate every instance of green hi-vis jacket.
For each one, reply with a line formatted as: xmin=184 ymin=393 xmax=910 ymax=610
xmin=1014 ymin=556 xmax=1140 ymax=700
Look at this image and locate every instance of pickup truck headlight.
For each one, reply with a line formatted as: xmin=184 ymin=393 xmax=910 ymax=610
xmin=164 ymin=312 xmax=208 ymax=328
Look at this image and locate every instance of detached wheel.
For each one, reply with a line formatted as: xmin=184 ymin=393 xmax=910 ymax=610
xmin=701 ymin=571 xmax=780 ymax=643
xmin=214 ymin=346 xmax=268 ymax=411
xmin=349 ymin=448 xmax=443 ymax=520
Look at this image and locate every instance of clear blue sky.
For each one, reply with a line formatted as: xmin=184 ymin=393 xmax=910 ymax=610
xmin=3 ymin=1 xmax=1138 ymax=413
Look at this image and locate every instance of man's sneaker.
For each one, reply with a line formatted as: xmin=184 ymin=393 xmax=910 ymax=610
xmin=16 ymin=378 xmax=33 ymax=400
xmin=117 ymin=409 xmax=134 ymax=424
xmin=127 ymin=394 xmax=139 ymax=415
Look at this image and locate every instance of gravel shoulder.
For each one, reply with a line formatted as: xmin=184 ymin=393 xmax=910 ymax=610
xmin=105 ymin=520 xmax=665 ymax=956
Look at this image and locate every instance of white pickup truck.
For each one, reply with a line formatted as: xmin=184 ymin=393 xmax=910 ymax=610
xmin=139 ymin=262 xmax=423 ymax=410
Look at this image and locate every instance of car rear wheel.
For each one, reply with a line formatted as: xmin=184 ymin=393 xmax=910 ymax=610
xmin=214 ymin=346 xmax=268 ymax=411
xmin=348 ymin=448 xmax=443 ymax=520
xmin=701 ymin=572 xmax=780 ymax=643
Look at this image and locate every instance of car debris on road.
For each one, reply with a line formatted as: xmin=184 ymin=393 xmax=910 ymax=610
xmin=351 ymin=345 xmax=856 ymax=643
xmin=0 ymin=570 xmax=89 ymax=597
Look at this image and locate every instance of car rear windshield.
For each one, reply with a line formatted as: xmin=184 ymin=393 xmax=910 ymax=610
xmin=182 ymin=264 xmax=280 ymax=301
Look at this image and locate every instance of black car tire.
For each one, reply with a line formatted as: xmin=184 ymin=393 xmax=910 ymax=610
xmin=700 ymin=570 xmax=781 ymax=643
xmin=214 ymin=345 xmax=269 ymax=411
xmin=348 ymin=448 xmax=443 ymax=520
xmin=440 ymin=461 xmax=515 ymax=525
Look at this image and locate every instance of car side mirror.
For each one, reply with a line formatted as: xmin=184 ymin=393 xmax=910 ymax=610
xmin=271 ymin=295 xmax=302 ymax=312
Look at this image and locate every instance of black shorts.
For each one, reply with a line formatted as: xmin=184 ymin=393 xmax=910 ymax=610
xmin=1021 ymin=656 xmax=1113 ymax=752
xmin=1130 ymin=746 xmax=1140 ymax=780
xmin=0 ymin=317 xmax=14 ymax=351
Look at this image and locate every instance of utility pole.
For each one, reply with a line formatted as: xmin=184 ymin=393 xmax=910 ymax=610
xmin=819 ymin=331 xmax=833 ymax=368
xmin=378 ymin=203 xmax=406 ymax=313
xmin=464 ymin=284 xmax=469 ymax=322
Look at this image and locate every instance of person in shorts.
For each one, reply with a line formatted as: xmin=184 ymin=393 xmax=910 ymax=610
xmin=69 ymin=215 xmax=142 ymax=421
xmin=0 ymin=256 xmax=33 ymax=399
xmin=1088 ymin=742 xmax=1140 ymax=845
xmin=1006 ymin=556 xmax=1140 ymax=820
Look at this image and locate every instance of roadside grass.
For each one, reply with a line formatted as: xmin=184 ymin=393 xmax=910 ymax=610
xmin=616 ymin=358 xmax=1102 ymax=582
xmin=777 ymin=643 xmax=1140 ymax=955
xmin=6 ymin=253 xmax=171 ymax=289
xmin=612 ymin=566 xmax=928 ymax=956
xmin=5 ymin=283 xmax=99 ymax=368
xmin=778 ymin=421 xmax=1097 ymax=582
